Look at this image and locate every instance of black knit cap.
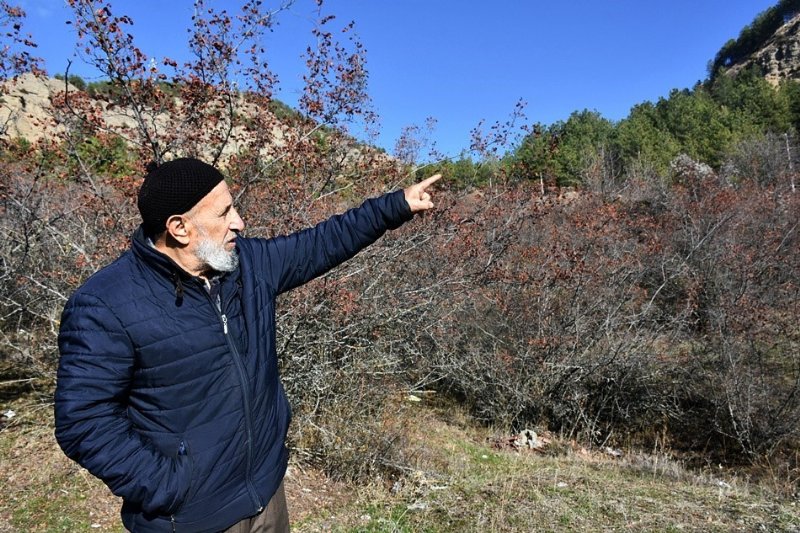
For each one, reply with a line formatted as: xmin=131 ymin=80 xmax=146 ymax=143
xmin=137 ymin=158 xmax=225 ymax=236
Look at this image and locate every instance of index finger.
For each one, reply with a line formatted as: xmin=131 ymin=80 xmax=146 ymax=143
xmin=418 ymin=173 xmax=443 ymax=190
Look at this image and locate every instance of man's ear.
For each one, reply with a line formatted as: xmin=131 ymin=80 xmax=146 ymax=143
xmin=165 ymin=215 xmax=191 ymax=245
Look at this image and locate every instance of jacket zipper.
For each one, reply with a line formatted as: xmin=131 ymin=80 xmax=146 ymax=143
xmin=202 ymin=283 xmax=263 ymax=513
xmin=170 ymin=440 xmax=191 ymax=530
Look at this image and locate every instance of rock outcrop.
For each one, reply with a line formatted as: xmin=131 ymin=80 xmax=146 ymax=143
xmin=0 ymin=73 xmax=67 ymax=141
xmin=727 ymin=13 xmax=800 ymax=85
xmin=0 ymin=73 xmax=290 ymax=160
xmin=0 ymin=73 xmax=389 ymax=172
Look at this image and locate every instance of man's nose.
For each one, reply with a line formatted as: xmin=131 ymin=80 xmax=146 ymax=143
xmin=230 ymin=209 xmax=245 ymax=232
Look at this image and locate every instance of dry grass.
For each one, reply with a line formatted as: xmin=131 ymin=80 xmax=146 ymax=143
xmin=292 ymin=399 xmax=800 ymax=532
xmin=0 ymin=394 xmax=121 ymax=532
xmin=1 ymin=393 xmax=798 ymax=532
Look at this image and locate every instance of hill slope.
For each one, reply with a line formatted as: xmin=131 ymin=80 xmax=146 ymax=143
xmin=727 ymin=12 xmax=800 ymax=84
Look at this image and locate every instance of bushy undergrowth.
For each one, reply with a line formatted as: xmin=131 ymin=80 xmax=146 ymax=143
xmin=1 ymin=136 xmax=798 ymax=484
xmin=409 ymin=176 xmax=799 ymax=466
xmin=0 ymin=0 xmax=797 ymax=488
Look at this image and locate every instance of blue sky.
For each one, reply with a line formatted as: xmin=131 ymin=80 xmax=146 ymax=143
xmin=19 ymin=0 xmax=778 ymax=157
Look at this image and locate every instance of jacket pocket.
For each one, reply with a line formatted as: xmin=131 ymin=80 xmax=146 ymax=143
xmin=178 ymin=439 xmax=189 ymax=457
xmin=171 ymin=438 xmax=195 ymax=519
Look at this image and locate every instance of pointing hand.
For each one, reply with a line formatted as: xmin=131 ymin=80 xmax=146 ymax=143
xmin=404 ymin=174 xmax=442 ymax=213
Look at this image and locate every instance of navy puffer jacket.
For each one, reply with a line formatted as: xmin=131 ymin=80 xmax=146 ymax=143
xmin=55 ymin=190 xmax=412 ymax=532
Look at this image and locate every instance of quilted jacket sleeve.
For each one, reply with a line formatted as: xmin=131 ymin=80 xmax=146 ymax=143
xmin=54 ymin=291 xmax=192 ymax=515
xmin=263 ymin=189 xmax=413 ymax=295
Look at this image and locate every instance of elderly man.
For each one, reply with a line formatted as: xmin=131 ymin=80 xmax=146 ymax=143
xmin=54 ymin=158 xmax=440 ymax=532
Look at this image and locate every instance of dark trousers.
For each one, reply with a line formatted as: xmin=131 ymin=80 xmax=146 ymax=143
xmin=126 ymin=482 xmax=290 ymax=533
xmin=222 ymin=481 xmax=289 ymax=533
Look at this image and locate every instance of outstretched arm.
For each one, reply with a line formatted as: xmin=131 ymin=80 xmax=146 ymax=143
xmin=253 ymin=174 xmax=442 ymax=295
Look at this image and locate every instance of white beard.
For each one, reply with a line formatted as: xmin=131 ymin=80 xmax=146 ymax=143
xmin=195 ymin=237 xmax=239 ymax=273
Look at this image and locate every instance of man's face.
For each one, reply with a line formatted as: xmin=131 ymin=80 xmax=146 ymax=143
xmin=186 ymin=181 xmax=245 ymax=272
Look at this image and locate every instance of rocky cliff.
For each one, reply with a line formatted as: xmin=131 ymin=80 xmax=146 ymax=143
xmin=0 ymin=73 xmax=387 ymax=171
xmin=0 ymin=73 xmax=290 ymax=159
xmin=0 ymin=73 xmax=68 ymax=142
xmin=727 ymin=13 xmax=800 ymax=85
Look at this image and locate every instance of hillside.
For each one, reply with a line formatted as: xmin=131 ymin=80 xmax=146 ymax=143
xmin=1 ymin=3 xmax=799 ymax=532
xmin=0 ymin=73 xmax=291 ymax=160
xmin=727 ymin=12 xmax=800 ymax=84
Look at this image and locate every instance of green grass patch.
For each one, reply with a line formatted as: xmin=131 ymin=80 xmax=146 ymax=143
xmin=292 ymin=409 xmax=800 ymax=532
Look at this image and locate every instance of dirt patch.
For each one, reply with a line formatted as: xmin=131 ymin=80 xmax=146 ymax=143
xmin=284 ymin=463 xmax=354 ymax=526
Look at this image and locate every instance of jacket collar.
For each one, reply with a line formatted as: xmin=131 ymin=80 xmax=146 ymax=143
xmin=130 ymin=225 xmax=238 ymax=302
